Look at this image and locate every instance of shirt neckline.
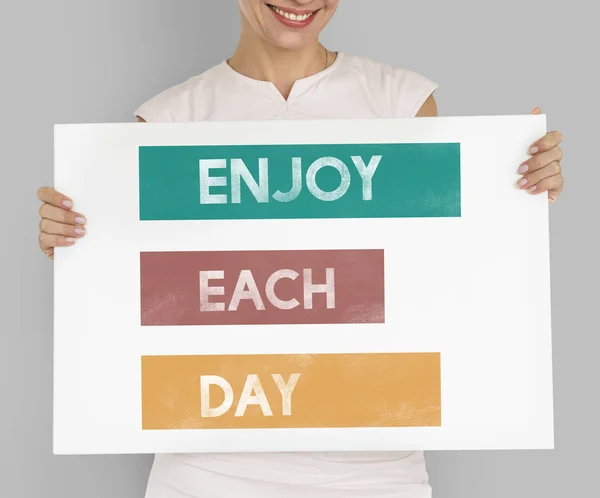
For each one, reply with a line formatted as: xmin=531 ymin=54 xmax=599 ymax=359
xmin=221 ymin=52 xmax=344 ymax=102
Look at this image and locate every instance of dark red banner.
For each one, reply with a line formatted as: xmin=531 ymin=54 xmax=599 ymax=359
xmin=140 ymin=250 xmax=385 ymax=326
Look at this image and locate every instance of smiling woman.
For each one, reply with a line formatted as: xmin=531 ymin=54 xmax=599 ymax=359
xmin=133 ymin=0 xmax=440 ymax=122
xmin=35 ymin=0 xmax=565 ymax=496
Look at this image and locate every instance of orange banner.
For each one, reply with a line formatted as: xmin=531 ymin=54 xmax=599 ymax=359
xmin=142 ymin=353 xmax=441 ymax=430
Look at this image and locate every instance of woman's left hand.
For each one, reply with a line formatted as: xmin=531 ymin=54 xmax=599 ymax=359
xmin=516 ymin=107 xmax=564 ymax=203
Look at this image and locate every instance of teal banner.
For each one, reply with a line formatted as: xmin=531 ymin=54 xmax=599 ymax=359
xmin=139 ymin=143 xmax=460 ymax=220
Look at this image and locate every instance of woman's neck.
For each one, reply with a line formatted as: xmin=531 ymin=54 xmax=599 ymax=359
xmin=228 ymin=29 xmax=331 ymax=99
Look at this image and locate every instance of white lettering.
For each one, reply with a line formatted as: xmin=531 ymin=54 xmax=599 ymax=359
xmin=199 ymin=270 xmax=225 ymax=311
xmin=228 ymin=270 xmax=265 ymax=311
xmin=231 ymin=158 xmax=269 ymax=204
xmin=303 ymin=268 xmax=335 ymax=309
xmin=265 ymin=269 xmax=300 ymax=310
xmin=199 ymin=159 xmax=228 ymax=204
xmin=272 ymin=373 xmax=301 ymax=416
xmin=351 ymin=155 xmax=381 ymax=201
xmin=234 ymin=374 xmax=273 ymax=417
xmin=273 ymin=157 xmax=302 ymax=202
xmin=200 ymin=375 xmax=234 ymax=417
xmin=306 ymin=157 xmax=351 ymax=201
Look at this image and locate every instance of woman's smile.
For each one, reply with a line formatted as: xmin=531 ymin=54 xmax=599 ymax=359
xmin=266 ymin=3 xmax=320 ymax=28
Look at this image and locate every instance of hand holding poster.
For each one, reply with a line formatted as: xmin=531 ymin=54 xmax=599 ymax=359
xmin=53 ymin=116 xmax=553 ymax=455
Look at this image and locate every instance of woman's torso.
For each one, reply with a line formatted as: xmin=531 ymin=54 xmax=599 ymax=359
xmin=135 ymin=52 xmax=438 ymax=498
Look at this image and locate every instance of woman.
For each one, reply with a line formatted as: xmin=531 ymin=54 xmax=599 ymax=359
xmin=36 ymin=1 xmax=565 ymax=497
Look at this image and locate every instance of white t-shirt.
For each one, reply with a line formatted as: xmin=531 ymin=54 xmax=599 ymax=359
xmin=135 ymin=52 xmax=438 ymax=498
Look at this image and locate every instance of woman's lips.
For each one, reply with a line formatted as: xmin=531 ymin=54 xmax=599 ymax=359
xmin=267 ymin=4 xmax=319 ymax=28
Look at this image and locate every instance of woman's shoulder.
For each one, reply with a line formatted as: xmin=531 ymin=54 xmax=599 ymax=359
xmin=337 ymin=53 xmax=432 ymax=82
xmin=334 ymin=53 xmax=438 ymax=117
xmin=133 ymin=62 xmax=225 ymax=122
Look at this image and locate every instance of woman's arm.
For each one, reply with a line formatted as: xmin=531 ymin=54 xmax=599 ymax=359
xmin=416 ymin=94 xmax=438 ymax=117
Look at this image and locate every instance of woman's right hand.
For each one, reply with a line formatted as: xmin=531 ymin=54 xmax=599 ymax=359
xmin=37 ymin=187 xmax=87 ymax=260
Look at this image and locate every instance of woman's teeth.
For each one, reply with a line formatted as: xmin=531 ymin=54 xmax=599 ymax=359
xmin=269 ymin=5 xmax=315 ymax=21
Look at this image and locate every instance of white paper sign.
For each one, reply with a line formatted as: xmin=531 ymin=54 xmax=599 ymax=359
xmin=53 ymin=116 xmax=553 ymax=455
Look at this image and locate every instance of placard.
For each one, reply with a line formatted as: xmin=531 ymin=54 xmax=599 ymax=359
xmin=53 ymin=116 xmax=554 ymax=455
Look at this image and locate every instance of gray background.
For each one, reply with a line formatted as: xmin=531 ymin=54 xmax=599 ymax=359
xmin=1 ymin=0 xmax=598 ymax=496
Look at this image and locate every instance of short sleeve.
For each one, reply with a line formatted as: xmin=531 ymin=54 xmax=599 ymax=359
xmin=133 ymin=73 xmax=205 ymax=122
xmin=393 ymin=69 xmax=438 ymax=118
xmin=133 ymin=86 xmax=179 ymax=123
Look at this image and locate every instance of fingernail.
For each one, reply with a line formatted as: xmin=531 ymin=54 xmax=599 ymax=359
xmin=529 ymin=146 xmax=539 ymax=155
xmin=528 ymin=185 xmax=537 ymax=193
xmin=74 ymin=227 xmax=86 ymax=236
xmin=66 ymin=237 xmax=76 ymax=244
xmin=62 ymin=200 xmax=73 ymax=209
xmin=517 ymin=178 xmax=528 ymax=187
xmin=75 ymin=217 xmax=86 ymax=225
xmin=518 ymin=163 xmax=529 ymax=174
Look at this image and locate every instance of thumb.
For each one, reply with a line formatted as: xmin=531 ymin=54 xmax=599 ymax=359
xmin=531 ymin=106 xmax=542 ymax=115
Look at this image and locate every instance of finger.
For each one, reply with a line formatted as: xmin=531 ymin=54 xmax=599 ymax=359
xmin=37 ymin=187 xmax=74 ymax=210
xmin=531 ymin=106 xmax=542 ymax=115
xmin=548 ymin=180 xmax=564 ymax=203
xmin=522 ymin=173 xmax=563 ymax=195
xmin=38 ymin=232 xmax=77 ymax=252
xmin=529 ymin=130 xmax=563 ymax=154
xmin=518 ymin=147 xmax=562 ymax=174
xmin=41 ymin=247 xmax=54 ymax=260
xmin=39 ymin=204 xmax=86 ymax=225
xmin=516 ymin=161 xmax=561 ymax=190
xmin=39 ymin=219 xmax=86 ymax=238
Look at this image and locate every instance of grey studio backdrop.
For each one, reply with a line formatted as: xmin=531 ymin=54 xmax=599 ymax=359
xmin=1 ymin=0 xmax=598 ymax=497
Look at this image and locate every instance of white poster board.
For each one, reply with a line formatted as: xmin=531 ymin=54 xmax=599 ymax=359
xmin=53 ymin=116 xmax=553 ymax=455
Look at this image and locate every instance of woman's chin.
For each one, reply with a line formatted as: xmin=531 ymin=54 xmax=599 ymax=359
xmin=264 ymin=31 xmax=319 ymax=51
